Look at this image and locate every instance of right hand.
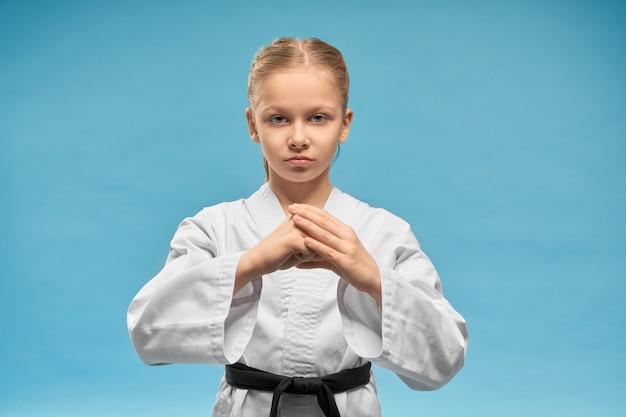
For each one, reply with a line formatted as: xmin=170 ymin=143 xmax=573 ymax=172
xmin=234 ymin=215 xmax=319 ymax=293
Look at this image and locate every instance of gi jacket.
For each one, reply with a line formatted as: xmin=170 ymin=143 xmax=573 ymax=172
xmin=128 ymin=183 xmax=468 ymax=417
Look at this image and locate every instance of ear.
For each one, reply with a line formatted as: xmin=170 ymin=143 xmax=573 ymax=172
xmin=339 ymin=108 xmax=353 ymax=144
xmin=245 ymin=108 xmax=259 ymax=143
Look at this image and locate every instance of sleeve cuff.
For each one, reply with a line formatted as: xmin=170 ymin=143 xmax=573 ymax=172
xmin=337 ymin=268 xmax=394 ymax=359
xmin=223 ymin=252 xmax=262 ymax=364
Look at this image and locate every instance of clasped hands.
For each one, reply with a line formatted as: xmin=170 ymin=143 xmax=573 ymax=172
xmin=235 ymin=203 xmax=381 ymax=306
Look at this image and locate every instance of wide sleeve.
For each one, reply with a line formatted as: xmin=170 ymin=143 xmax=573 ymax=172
xmin=337 ymin=216 xmax=468 ymax=390
xmin=127 ymin=213 xmax=261 ymax=366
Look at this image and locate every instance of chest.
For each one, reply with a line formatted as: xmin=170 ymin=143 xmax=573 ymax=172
xmin=245 ymin=267 xmax=347 ymax=375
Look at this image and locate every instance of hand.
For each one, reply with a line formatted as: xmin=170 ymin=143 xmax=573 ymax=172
xmin=234 ymin=215 xmax=318 ymax=294
xmin=287 ymin=203 xmax=382 ymax=306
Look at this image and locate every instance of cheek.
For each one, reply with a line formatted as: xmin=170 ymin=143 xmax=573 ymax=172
xmin=259 ymin=141 xmax=281 ymax=160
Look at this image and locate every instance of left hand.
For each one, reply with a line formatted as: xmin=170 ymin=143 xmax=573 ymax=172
xmin=287 ymin=203 xmax=382 ymax=306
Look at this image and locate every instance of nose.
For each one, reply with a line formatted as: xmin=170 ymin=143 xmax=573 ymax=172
xmin=288 ymin=122 xmax=310 ymax=149
xmin=289 ymin=140 xmax=309 ymax=149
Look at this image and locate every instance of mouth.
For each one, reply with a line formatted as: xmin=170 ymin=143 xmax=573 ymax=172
xmin=286 ymin=156 xmax=313 ymax=167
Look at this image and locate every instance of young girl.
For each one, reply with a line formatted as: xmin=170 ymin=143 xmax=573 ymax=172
xmin=127 ymin=37 xmax=468 ymax=417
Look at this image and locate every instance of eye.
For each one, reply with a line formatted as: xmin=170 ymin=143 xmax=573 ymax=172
xmin=270 ymin=115 xmax=287 ymax=124
xmin=311 ymin=114 xmax=327 ymax=123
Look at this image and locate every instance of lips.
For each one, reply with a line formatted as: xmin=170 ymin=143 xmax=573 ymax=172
xmin=286 ymin=156 xmax=313 ymax=167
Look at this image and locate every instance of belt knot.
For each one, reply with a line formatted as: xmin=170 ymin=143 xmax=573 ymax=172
xmin=290 ymin=376 xmax=322 ymax=394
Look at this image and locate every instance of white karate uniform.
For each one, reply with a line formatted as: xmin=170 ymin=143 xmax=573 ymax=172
xmin=127 ymin=183 xmax=468 ymax=417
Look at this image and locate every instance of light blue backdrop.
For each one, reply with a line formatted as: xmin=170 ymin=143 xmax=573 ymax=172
xmin=1 ymin=1 xmax=624 ymax=416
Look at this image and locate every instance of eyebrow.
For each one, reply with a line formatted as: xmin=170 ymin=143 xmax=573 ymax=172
xmin=259 ymin=105 xmax=339 ymax=115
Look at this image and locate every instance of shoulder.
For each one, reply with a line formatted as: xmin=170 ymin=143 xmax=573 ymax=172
xmin=171 ymin=184 xmax=273 ymax=251
xmin=183 ymin=184 xmax=270 ymax=231
xmin=331 ymin=188 xmax=412 ymax=232
xmin=165 ymin=199 xmax=244 ymax=254
xmin=193 ymin=199 xmax=246 ymax=224
xmin=181 ymin=199 xmax=244 ymax=232
xmin=173 ymin=184 xmax=268 ymax=241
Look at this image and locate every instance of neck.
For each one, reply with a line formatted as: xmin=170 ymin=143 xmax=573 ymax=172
xmin=268 ymin=171 xmax=333 ymax=212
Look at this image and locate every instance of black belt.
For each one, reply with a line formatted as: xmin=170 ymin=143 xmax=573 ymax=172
xmin=225 ymin=362 xmax=371 ymax=417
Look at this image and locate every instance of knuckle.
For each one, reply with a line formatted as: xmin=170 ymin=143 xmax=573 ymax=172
xmin=341 ymin=224 xmax=355 ymax=234
xmin=325 ymin=248 xmax=338 ymax=261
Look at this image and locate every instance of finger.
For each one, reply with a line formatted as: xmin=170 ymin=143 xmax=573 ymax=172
xmin=288 ymin=203 xmax=338 ymax=225
xmin=278 ymin=249 xmax=318 ymax=269
xmin=302 ymin=236 xmax=342 ymax=265
xmin=288 ymin=204 xmax=348 ymax=239
xmin=290 ymin=247 xmax=315 ymax=261
xmin=295 ymin=259 xmax=333 ymax=270
xmin=292 ymin=214 xmax=343 ymax=251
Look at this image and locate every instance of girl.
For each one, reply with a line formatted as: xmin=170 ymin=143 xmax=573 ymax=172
xmin=127 ymin=37 xmax=468 ymax=417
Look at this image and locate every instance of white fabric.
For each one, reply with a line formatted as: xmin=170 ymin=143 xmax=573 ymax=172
xmin=127 ymin=184 xmax=468 ymax=417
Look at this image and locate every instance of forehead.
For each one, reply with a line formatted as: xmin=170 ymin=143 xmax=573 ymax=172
xmin=255 ymin=68 xmax=343 ymax=111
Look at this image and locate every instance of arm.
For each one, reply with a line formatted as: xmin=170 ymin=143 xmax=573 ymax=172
xmin=287 ymin=203 xmax=467 ymax=390
xmin=337 ymin=218 xmax=468 ymax=390
xmin=126 ymin=214 xmax=260 ymax=366
xmin=128 ymin=205 xmax=322 ymax=366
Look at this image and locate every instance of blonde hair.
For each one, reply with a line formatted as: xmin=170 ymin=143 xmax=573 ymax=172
xmin=247 ymin=37 xmax=350 ymax=178
xmin=248 ymin=37 xmax=350 ymax=111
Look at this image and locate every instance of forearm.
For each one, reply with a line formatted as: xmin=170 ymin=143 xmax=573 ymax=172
xmin=128 ymin=252 xmax=248 ymax=365
xmin=359 ymin=268 xmax=382 ymax=308
xmin=338 ymin=267 xmax=467 ymax=390
xmin=234 ymin=248 xmax=264 ymax=294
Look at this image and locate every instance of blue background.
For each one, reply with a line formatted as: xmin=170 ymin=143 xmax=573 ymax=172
xmin=1 ymin=1 xmax=624 ymax=416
